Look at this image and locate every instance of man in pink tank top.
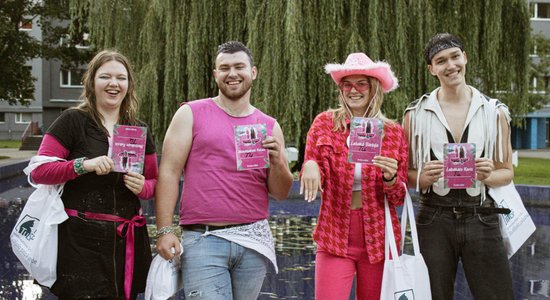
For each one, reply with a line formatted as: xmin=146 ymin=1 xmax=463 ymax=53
xmin=155 ymin=41 xmax=293 ymax=299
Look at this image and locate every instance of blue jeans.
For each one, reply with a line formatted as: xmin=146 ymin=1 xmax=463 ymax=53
xmin=180 ymin=230 xmax=269 ymax=300
xmin=416 ymin=205 xmax=514 ymax=300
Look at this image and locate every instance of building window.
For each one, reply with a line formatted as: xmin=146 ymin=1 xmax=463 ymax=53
xmin=546 ymin=119 xmax=549 ymax=146
xmin=19 ymin=18 xmax=32 ymax=30
xmin=76 ymin=33 xmax=91 ymax=49
xmin=60 ymin=69 xmax=84 ymax=87
xmin=532 ymin=2 xmax=550 ymax=19
xmin=59 ymin=34 xmax=70 ymax=47
xmin=15 ymin=113 xmax=32 ymax=124
xmin=0 ymin=113 xmax=5 ymax=123
xmin=59 ymin=33 xmax=90 ymax=49
xmin=530 ymin=76 xmax=550 ymax=94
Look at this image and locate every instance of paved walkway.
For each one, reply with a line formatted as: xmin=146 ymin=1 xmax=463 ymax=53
xmin=517 ymin=149 xmax=550 ymax=159
xmin=0 ymin=148 xmax=37 ymax=167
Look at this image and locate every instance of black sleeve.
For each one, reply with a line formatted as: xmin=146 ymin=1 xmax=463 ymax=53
xmin=46 ymin=109 xmax=83 ymax=151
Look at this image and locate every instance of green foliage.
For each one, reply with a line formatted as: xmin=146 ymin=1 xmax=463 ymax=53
xmin=0 ymin=0 xmax=92 ymax=105
xmin=524 ymin=32 xmax=550 ymax=119
xmin=514 ymin=157 xmax=550 ymax=186
xmin=39 ymin=0 xmax=93 ymax=69
xmin=70 ymin=0 xmax=532 ymax=163
xmin=0 ymin=0 xmax=41 ymax=105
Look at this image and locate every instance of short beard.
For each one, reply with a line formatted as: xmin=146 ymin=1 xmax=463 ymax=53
xmin=218 ymin=82 xmax=252 ymax=100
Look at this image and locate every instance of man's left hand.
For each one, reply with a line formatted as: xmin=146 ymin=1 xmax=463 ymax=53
xmin=263 ymin=136 xmax=284 ymax=165
xmin=475 ymin=158 xmax=494 ymax=182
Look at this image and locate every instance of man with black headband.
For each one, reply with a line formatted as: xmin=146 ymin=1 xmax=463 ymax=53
xmin=403 ymin=33 xmax=515 ymax=299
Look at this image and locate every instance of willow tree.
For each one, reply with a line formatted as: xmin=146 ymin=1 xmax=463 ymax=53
xmin=70 ymin=0 xmax=531 ymax=167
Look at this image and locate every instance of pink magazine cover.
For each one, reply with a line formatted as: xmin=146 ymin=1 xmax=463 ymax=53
xmin=110 ymin=125 xmax=147 ymax=174
xmin=443 ymin=143 xmax=477 ymax=189
xmin=347 ymin=117 xmax=383 ymax=164
xmin=234 ymin=124 xmax=269 ymax=171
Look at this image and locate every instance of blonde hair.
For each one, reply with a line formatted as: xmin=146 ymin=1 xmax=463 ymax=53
xmin=75 ymin=50 xmax=139 ymax=134
xmin=328 ymin=77 xmax=394 ymax=132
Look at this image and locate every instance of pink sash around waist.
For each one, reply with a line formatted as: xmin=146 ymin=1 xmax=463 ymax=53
xmin=65 ymin=208 xmax=146 ymax=300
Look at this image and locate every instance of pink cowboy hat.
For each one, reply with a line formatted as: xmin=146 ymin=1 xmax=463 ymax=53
xmin=324 ymin=52 xmax=398 ymax=92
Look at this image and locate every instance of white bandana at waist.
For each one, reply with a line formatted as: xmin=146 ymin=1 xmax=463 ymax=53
xmin=193 ymin=219 xmax=278 ymax=273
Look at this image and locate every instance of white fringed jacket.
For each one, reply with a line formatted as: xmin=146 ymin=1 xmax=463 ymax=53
xmin=404 ymin=86 xmax=511 ymax=201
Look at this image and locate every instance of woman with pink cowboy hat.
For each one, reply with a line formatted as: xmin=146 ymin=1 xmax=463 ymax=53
xmin=300 ymin=52 xmax=408 ymax=300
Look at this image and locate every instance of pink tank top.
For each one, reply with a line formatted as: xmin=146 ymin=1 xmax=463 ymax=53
xmin=179 ymin=98 xmax=275 ymax=224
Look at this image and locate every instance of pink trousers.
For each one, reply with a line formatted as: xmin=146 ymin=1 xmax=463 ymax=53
xmin=315 ymin=209 xmax=384 ymax=300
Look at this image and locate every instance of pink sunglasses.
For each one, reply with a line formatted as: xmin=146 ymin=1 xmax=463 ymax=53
xmin=338 ymin=81 xmax=370 ymax=92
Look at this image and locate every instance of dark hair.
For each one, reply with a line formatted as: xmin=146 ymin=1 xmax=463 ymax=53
xmin=76 ymin=50 xmax=139 ymax=134
xmin=216 ymin=41 xmax=254 ymax=66
xmin=424 ymin=33 xmax=464 ymax=65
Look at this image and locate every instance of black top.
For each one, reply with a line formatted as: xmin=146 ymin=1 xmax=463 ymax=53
xmin=47 ymin=109 xmax=154 ymax=299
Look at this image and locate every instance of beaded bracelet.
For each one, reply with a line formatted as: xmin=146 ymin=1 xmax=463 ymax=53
xmin=73 ymin=157 xmax=88 ymax=175
xmin=156 ymin=226 xmax=175 ymax=238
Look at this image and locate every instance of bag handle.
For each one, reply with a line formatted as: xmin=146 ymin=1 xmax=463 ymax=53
xmin=26 ymin=170 xmax=65 ymax=196
xmin=384 ymin=196 xmax=400 ymax=262
xmin=24 ymin=155 xmax=66 ymax=192
xmin=399 ymin=182 xmax=421 ymax=255
xmin=385 ymin=182 xmax=421 ymax=261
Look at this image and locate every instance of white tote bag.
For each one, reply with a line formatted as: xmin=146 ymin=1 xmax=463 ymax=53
xmin=488 ymin=182 xmax=536 ymax=258
xmin=10 ymin=156 xmax=68 ymax=287
xmin=10 ymin=184 xmax=66 ymax=287
xmin=380 ymin=183 xmax=431 ymax=300
xmin=144 ymin=250 xmax=182 ymax=300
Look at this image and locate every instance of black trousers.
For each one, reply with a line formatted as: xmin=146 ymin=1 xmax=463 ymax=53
xmin=416 ymin=205 xmax=514 ymax=300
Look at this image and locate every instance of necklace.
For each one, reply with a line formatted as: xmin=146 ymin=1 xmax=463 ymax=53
xmin=213 ymin=97 xmax=253 ymax=117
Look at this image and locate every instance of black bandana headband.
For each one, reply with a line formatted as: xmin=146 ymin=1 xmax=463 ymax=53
xmin=424 ymin=33 xmax=464 ymax=64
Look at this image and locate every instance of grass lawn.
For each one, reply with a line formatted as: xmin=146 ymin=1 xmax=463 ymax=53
xmin=514 ymin=157 xmax=550 ymax=186
xmin=0 ymin=140 xmax=21 ymax=148
xmin=0 ymin=140 xmax=20 ymax=160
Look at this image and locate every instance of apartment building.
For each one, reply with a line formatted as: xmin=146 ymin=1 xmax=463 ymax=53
xmin=0 ymin=16 xmax=82 ymax=142
xmin=0 ymin=17 xmax=43 ymax=140
xmin=517 ymin=0 xmax=550 ymax=149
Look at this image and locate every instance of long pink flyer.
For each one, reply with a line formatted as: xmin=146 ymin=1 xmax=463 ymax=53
xmin=347 ymin=117 xmax=383 ymax=164
xmin=234 ymin=124 xmax=269 ymax=171
xmin=443 ymin=143 xmax=477 ymax=189
xmin=110 ymin=125 xmax=147 ymax=174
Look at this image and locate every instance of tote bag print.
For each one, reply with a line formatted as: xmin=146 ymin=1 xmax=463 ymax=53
xmin=489 ymin=182 xmax=536 ymax=258
xmin=14 ymin=214 xmax=40 ymax=243
xmin=394 ymin=289 xmax=415 ymax=300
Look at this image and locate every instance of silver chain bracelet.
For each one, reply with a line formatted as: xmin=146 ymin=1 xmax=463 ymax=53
xmin=155 ymin=226 xmax=175 ymax=238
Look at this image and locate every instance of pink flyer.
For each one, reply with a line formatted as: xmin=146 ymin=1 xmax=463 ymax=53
xmin=110 ymin=125 xmax=147 ymax=174
xmin=234 ymin=124 xmax=269 ymax=171
xmin=443 ymin=143 xmax=477 ymax=189
xmin=347 ymin=117 xmax=383 ymax=164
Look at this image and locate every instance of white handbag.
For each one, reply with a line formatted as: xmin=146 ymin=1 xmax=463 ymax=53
xmin=10 ymin=156 xmax=68 ymax=287
xmin=380 ymin=183 xmax=432 ymax=300
xmin=144 ymin=250 xmax=182 ymax=300
xmin=488 ymin=182 xmax=536 ymax=258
